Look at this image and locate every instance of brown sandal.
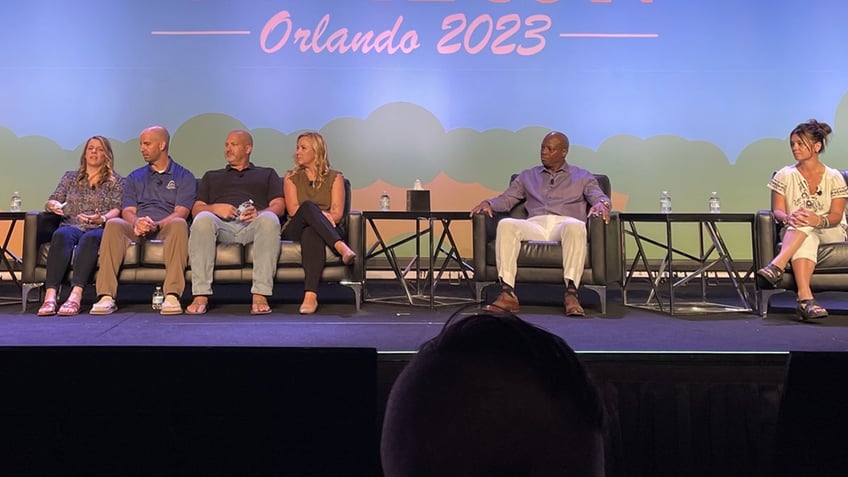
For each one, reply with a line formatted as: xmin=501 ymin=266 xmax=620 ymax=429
xmin=797 ymin=298 xmax=828 ymax=321
xmin=757 ymin=263 xmax=784 ymax=287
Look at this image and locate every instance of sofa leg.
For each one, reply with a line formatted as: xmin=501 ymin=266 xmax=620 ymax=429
xmin=21 ymin=282 xmax=43 ymax=313
xmin=583 ymin=284 xmax=606 ymax=315
xmin=475 ymin=282 xmax=495 ymax=302
xmin=757 ymin=288 xmax=786 ymax=317
xmin=341 ymin=281 xmax=362 ymax=311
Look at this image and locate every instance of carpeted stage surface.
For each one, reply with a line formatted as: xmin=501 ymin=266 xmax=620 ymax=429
xmin=2 ymin=280 xmax=847 ymax=352
xmin=3 ymin=280 xmax=848 ymax=476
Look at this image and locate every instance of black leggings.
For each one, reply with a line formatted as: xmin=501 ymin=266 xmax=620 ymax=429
xmin=281 ymin=201 xmax=343 ymax=292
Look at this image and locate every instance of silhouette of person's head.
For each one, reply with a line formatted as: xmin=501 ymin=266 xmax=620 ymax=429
xmin=381 ymin=311 xmax=605 ymax=477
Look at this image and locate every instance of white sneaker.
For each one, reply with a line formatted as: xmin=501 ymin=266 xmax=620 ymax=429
xmin=90 ymin=296 xmax=117 ymax=315
xmin=160 ymin=294 xmax=183 ymax=315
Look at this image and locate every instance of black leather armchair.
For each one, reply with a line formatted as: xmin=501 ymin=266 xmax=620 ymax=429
xmin=21 ymin=179 xmax=364 ymax=312
xmin=471 ymin=174 xmax=622 ymax=314
xmin=754 ymin=170 xmax=848 ymax=316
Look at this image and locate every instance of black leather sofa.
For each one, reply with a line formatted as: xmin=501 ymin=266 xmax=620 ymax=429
xmin=471 ymin=174 xmax=623 ymax=314
xmin=21 ymin=180 xmax=364 ymax=312
xmin=754 ymin=170 xmax=848 ymax=316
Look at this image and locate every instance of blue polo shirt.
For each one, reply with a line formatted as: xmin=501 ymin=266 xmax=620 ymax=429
xmin=122 ymin=157 xmax=197 ymax=221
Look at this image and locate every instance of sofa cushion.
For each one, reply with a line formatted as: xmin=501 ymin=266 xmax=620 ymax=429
xmin=813 ymin=242 xmax=848 ymax=274
xmin=486 ymin=241 xmax=591 ymax=269
xmin=247 ymin=241 xmax=340 ymax=267
xmin=143 ymin=240 xmax=244 ymax=269
xmin=37 ymin=242 xmax=142 ymax=268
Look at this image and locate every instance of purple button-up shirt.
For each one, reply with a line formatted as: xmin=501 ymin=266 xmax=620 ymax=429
xmin=487 ymin=164 xmax=608 ymax=223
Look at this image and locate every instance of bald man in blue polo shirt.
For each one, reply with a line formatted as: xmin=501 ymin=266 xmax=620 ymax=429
xmin=90 ymin=125 xmax=197 ymax=315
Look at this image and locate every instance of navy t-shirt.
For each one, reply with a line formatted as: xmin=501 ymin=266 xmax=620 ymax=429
xmin=122 ymin=157 xmax=197 ymax=221
xmin=196 ymin=163 xmax=282 ymax=210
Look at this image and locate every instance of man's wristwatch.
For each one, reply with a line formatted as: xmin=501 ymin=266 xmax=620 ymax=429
xmin=598 ymin=199 xmax=611 ymax=209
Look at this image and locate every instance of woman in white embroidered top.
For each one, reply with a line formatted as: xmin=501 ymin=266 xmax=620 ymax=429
xmin=757 ymin=119 xmax=848 ymax=320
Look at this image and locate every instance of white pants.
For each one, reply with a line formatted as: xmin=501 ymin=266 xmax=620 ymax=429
xmin=495 ymin=214 xmax=587 ymax=288
xmin=785 ymin=225 xmax=847 ymax=263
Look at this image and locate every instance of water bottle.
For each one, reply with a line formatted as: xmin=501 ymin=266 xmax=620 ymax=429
xmin=236 ymin=199 xmax=254 ymax=220
xmin=708 ymin=191 xmax=721 ymax=214
xmin=659 ymin=191 xmax=672 ymax=213
xmin=152 ymin=286 xmax=164 ymax=310
xmin=413 ymin=179 xmax=423 ymax=190
xmin=10 ymin=191 xmax=22 ymax=212
xmin=379 ymin=191 xmax=391 ymax=211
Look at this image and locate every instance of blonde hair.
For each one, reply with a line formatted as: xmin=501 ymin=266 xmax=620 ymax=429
xmin=77 ymin=136 xmax=117 ymax=187
xmin=292 ymin=131 xmax=330 ymax=189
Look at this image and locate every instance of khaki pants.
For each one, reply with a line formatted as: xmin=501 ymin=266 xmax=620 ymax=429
xmin=95 ymin=218 xmax=189 ymax=298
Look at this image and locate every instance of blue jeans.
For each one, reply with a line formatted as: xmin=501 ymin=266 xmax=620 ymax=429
xmin=44 ymin=225 xmax=103 ymax=290
xmin=189 ymin=211 xmax=281 ymax=296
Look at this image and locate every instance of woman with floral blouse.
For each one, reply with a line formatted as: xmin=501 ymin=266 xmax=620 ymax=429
xmin=37 ymin=136 xmax=124 ymax=316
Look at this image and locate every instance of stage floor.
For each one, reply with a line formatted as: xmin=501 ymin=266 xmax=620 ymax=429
xmin=3 ymin=280 xmax=841 ymax=477
xmin=2 ymin=281 xmax=848 ymax=353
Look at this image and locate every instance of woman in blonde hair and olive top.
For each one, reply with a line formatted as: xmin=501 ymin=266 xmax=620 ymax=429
xmin=282 ymin=132 xmax=356 ymax=315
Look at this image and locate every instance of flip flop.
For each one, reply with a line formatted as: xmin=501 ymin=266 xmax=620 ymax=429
xmin=186 ymin=298 xmax=209 ymax=315
xmin=251 ymin=297 xmax=272 ymax=315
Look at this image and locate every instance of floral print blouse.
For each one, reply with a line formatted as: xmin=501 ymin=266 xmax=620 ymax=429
xmin=48 ymin=171 xmax=125 ymax=230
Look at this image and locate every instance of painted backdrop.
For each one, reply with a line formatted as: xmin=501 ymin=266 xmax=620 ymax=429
xmin=2 ymin=0 xmax=848 ymax=259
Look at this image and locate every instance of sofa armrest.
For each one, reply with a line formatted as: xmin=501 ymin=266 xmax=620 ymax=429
xmin=22 ymin=211 xmax=60 ymax=283
xmin=755 ymin=209 xmax=777 ymax=272
xmin=588 ymin=211 xmax=623 ymax=285
xmin=347 ymin=210 xmax=365 ymax=282
xmin=472 ymin=212 xmax=492 ymax=281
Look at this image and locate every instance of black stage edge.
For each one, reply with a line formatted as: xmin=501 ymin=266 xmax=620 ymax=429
xmin=773 ymin=351 xmax=848 ymax=477
xmin=0 ymin=344 xmax=843 ymax=477
xmin=0 ymin=346 xmax=379 ymax=477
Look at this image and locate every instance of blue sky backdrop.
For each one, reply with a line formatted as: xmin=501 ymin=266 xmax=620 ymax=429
xmin=3 ymin=0 xmax=847 ymax=162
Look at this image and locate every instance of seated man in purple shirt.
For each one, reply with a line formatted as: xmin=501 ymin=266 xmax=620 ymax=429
xmin=470 ymin=131 xmax=611 ymax=316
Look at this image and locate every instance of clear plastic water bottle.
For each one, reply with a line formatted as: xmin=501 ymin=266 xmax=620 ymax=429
xmin=659 ymin=191 xmax=672 ymax=213
xmin=236 ymin=199 xmax=254 ymax=220
xmin=708 ymin=191 xmax=721 ymax=214
xmin=413 ymin=179 xmax=423 ymax=190
xmin=379 ymin=191 xmax=391 ymax=211
xmin=10 ymin=191 xmax=22 ymax=212
xmin=152 ymin=286 xmax=164 ymax=310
